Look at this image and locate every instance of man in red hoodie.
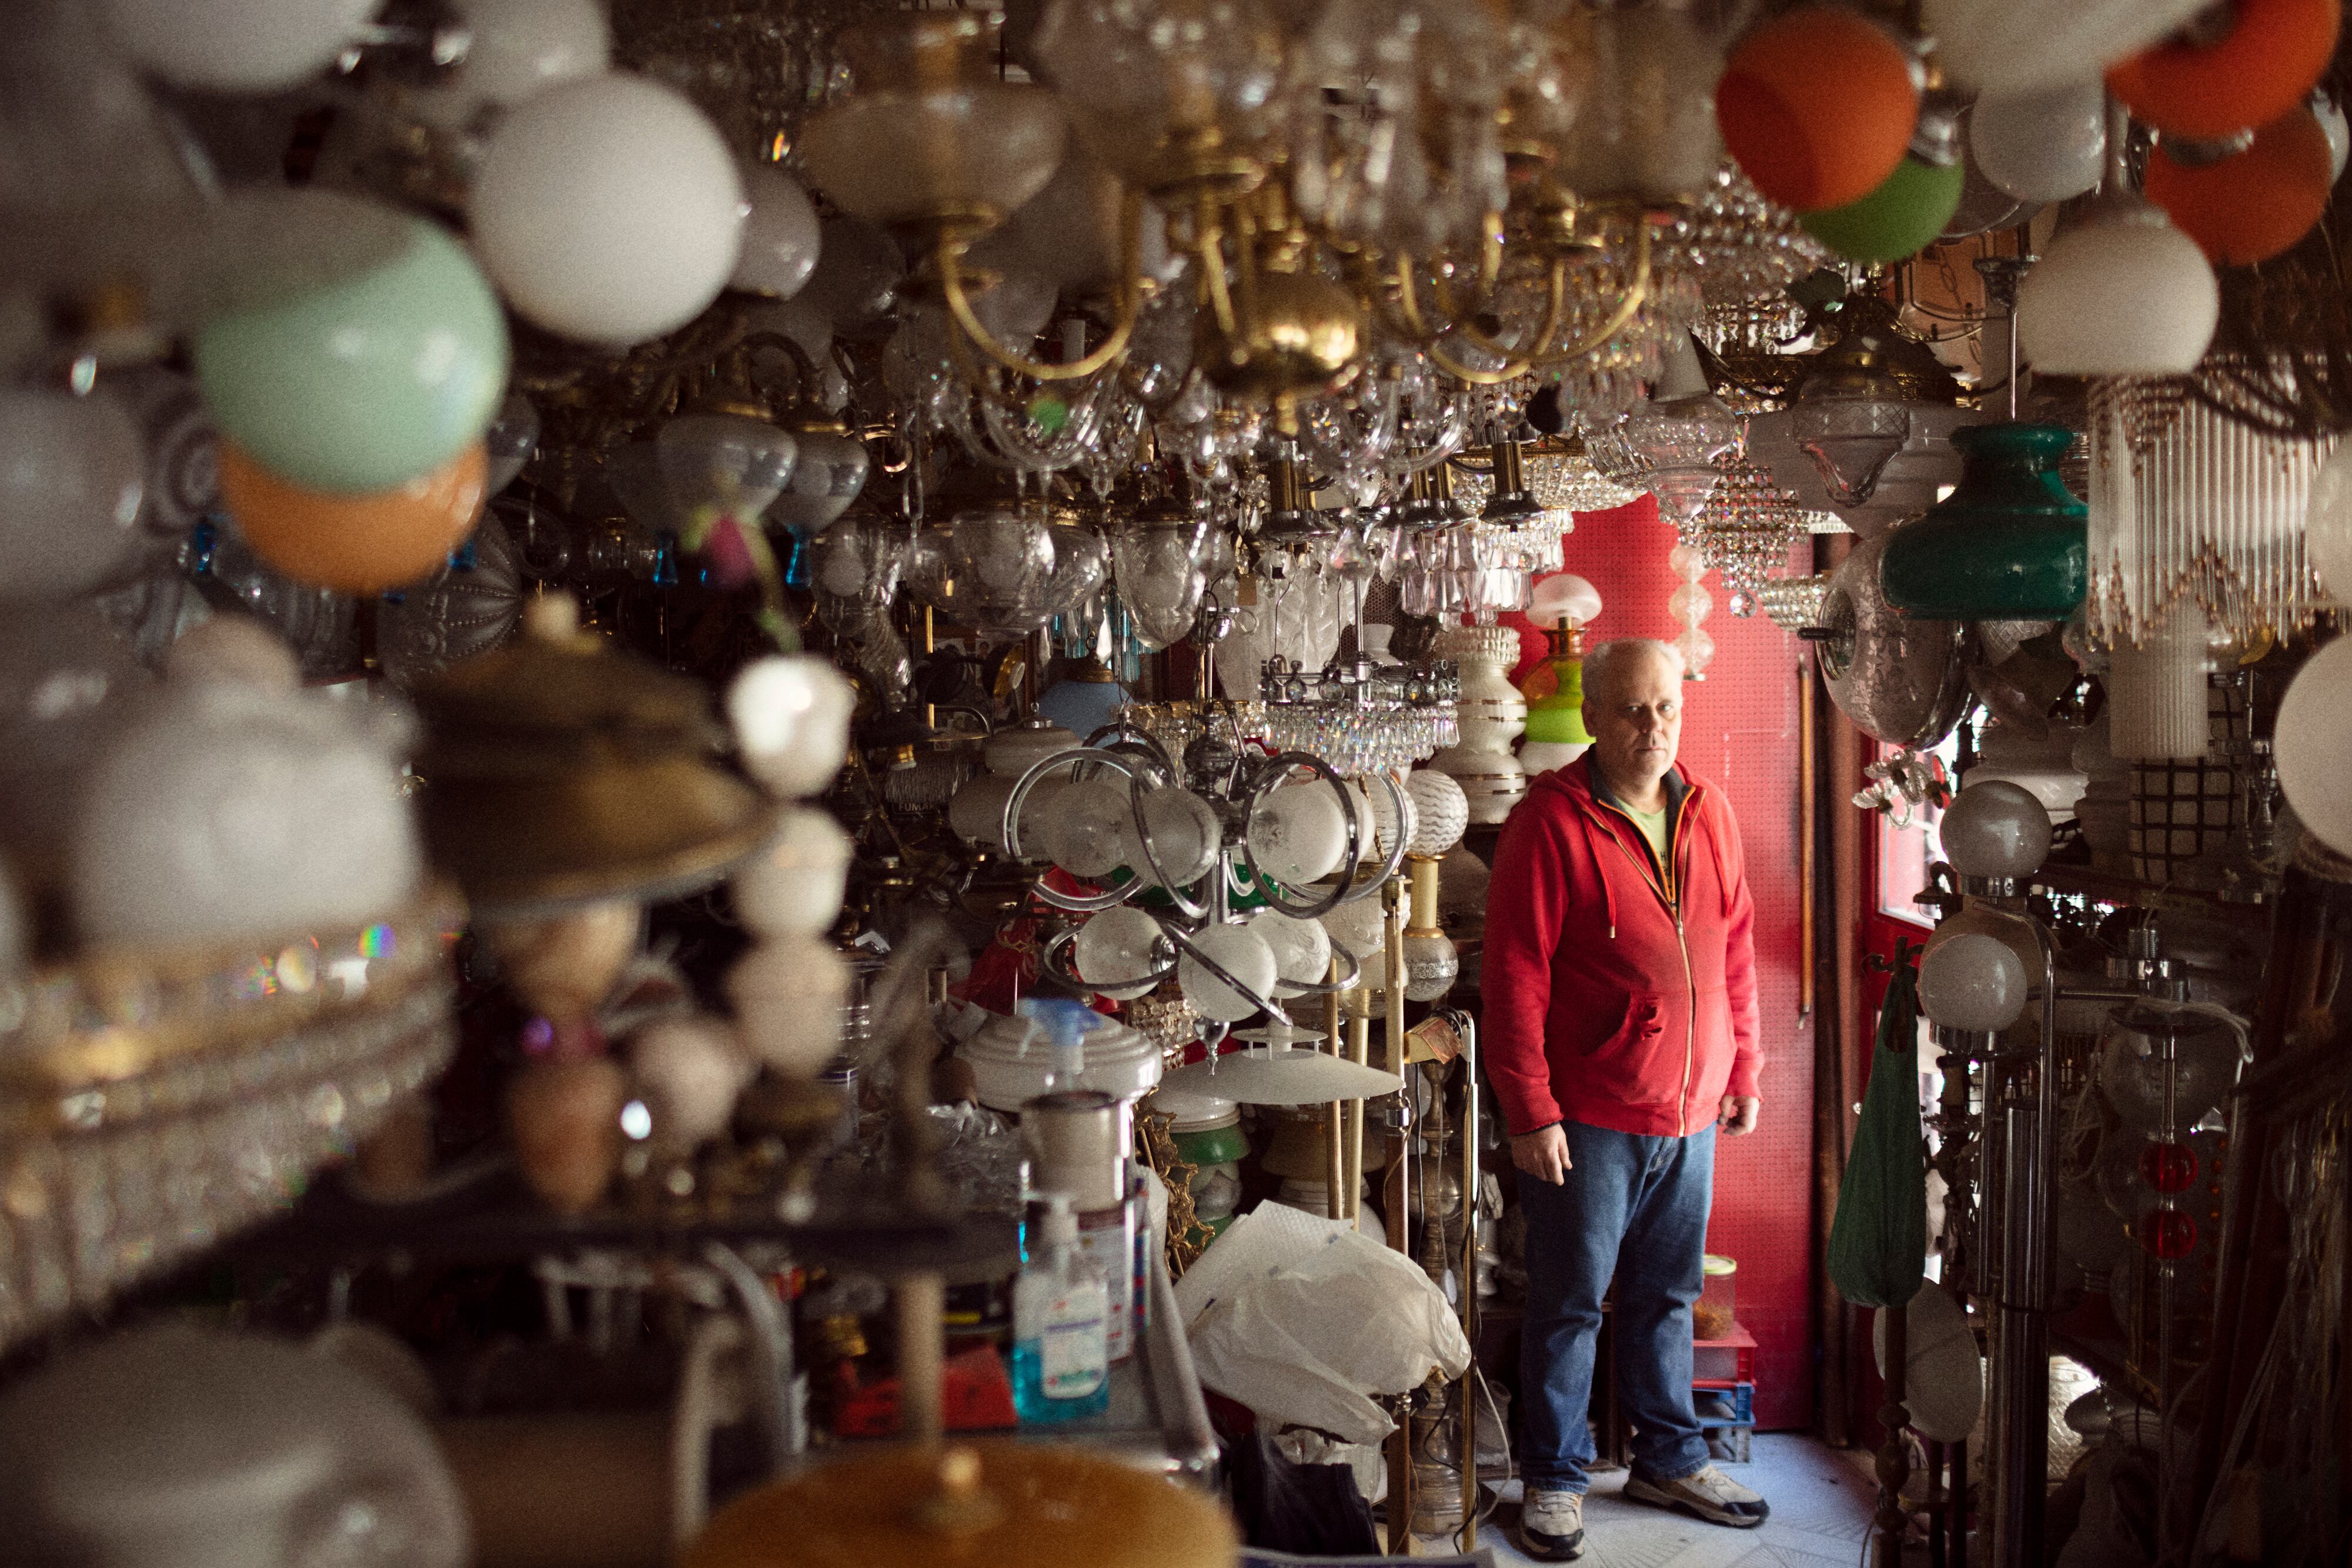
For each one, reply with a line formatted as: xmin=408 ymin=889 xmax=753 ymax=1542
xmin=1485 ymin=637 xmax=1768 ymax=1559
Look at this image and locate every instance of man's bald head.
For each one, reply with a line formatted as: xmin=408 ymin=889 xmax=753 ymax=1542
xmin=1581 ymin=638 xmax=1686 ymax=805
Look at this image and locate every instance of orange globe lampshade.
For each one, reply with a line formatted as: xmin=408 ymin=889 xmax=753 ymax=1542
xmin=2144 ymin=108 xmax=2336 ymax=263
xmin=219 ymin=439 xmax=487 ymax=594
xmin=1717 ymin=6 xmax=1919 ymax=212
xmin=2107 ymin=0 xmax=2341 ymax=139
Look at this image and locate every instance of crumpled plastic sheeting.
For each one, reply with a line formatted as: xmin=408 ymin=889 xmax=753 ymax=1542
xmin=1179 ymin=1203 xmax=1471 ymax=1445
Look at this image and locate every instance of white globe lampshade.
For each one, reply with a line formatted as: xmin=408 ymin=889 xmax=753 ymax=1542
xmin=2304 ymin=443 xmax=2352 ymax=603
xmin=2016 ymin=200 xmax=2217 ymax=376
xmin=727 ymin=655 xmax=854 ymax=798
xmin=472 ymin=74 xmax=746 ymax=346
xmin=1363 ymin=775 xmax=1418 ymax=862
xmin=1178 ymin=923 xmax=1279 ymax=1022
xmin=731 ymin=163 xmax=823 ymax=300
xmin=1251 ymin=908 xmax=1334 ymax=995
xmin=1916 ymin=933 xmax=2032 ymax=1034
xmin=415 ymin=0 xmax=610 ymax=128
xmin=1405 ymin=770 xmax=1471 ymax=858
xmin=1321 ymin=897 xmax=1388 ymax=995
xmin=2277 ymin=636 xmax=2352 ymax=858
xmin=1247 ymin=781 xmax=1350 ymax=887
xmin=1938 ymin=780 xmax=2053 ymax=880
xmin=0 ymin=387 xmax=147 ymax=604
xmin=98 ymin=0 xmax=379 ymax=91
xmin=1922 ymin=0 xmax=2209 ymax=93
xmin=1134 ymin=785 xmax=1221 ymax=888
xmin=1969 ymin=82 xmax=2106 ymax=203
xmin=1043 ymin=776 xmax=1138 ymax=879
xmin=1074 ymin=904 xmax=1167 ymax=1000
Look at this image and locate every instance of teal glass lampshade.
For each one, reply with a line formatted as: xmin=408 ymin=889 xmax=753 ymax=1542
xmin=1880 ymin=422 xmax=2087 ymax=618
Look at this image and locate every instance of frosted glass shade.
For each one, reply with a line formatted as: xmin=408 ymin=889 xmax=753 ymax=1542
xmin=728 ymin=656 xmax=854 ymax=798
xmin=2105 ymin=612 xmax=2209 ymax=762
xmin=656 ymin=414 xmax=796 ymax=523
xmin=98 ymin=0 xmax=378 ymax=90
xmin=1044 ymin=777 xmax=1140 ymax=878
xmin=472 ymin=75 xmax=745 ymax=346
xmin=1402 ymin=928 xmax=1459 ymax=1002
xmin=1135 ymin=785 xmax=1223 ymax=888
xmin=2305 ymin=441 xmax=2352 ymax=601
xmin=1321 ymin=898 xmax=1388 ymax=995
xmin=1247 ymin=781 xmax=1350 ymax=886
xmin=1529 ymin=573 xmax=1602 ymax=626
xmin=1970 ymin=81 xmax=2107 ymax=202
xmin=1937 ymin=780 xmax=2053 ymax=880
xmin=1074 ymin=905 xmax=1168 ymax=1000
xmin=766 ymin=424 xmax=868 ymax=536
xmin=1251 ymin=909 xmax=1332 ymax=996
xmin=1922 ymin=0 xmax=2209 ymax=92
xmin=2016 ymin=199 xmax=2217 ymax=376
xmin=0 ymin=387 xmax=146 ymax=603
xmin=415 ymin=0 xmax=610 ymax=128
xmin=2276 ymin=634 xmax=2352 ymax=858
xmin=1405 ymin=770 xmax=1471 ymax=857
xmin=1178 ymin=923 xmax=1278 ymax=1022
xmin=731 ymin=163 xmax=823 ymax=300
xmin=1916 ymin=933 xmax=2031 ymax=1033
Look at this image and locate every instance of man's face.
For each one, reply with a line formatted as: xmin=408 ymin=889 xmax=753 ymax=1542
xmin=1584 ymin=648 xmax=1683 ymax=794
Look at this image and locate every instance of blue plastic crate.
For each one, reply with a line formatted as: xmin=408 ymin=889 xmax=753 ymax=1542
xmin=1691 ymin=1380 xmax=1753 ymax=1427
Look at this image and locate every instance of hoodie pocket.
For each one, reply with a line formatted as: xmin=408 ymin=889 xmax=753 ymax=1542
xmin=1576 ymin=991 xmax=1677 ymax=1109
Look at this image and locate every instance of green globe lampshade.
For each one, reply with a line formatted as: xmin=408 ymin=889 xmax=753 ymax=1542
xmin=1880 ymin=422 xmax=2087 ymax=619
xmin=195 ymin=193 xmax=510 ymax=495
xmin=1520 ymin=623 xmax=1598 ymax=747
xmin=1799 ymin=156 xmax=1967 ymax=265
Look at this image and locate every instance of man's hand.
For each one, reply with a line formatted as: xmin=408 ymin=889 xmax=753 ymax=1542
xmin=1718 ymin=1095 xmax=1760 ymax=1136
xmin=1511 ymin=1122 xmax=1571 ymax=1185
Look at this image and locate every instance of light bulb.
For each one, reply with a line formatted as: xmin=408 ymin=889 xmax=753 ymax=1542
xmin=2276 ymin=635 xmax=2352 ymax=858
xmin=1074 ymin=905 xmax=1167 ymax=999
xmin=1939 ymin=780 xmax=2054 ymax=880
xmin=1178 ymin=922 xmax=1279 ymax=1022
xmin=1916 ymin=933 xmax=2031 ymax=1033
xmin=1402 ymin=928 xmax=1459 ymax=1002
xmin=472 ymin=73 xmax=746 ymax=346
xmin=1405 ymin=770 xmax=1470 ymax=857
xmin=1247 ymin=781 xmax=1350 ymax=886
xmin=1044 ymin=776 xmax=1140 ymax=879
xmin=1250 ymin=908 xmax=1332 ymax=995
xmin=2016 ymin=196 xmax=2217 ymax=376
xmin=0 ymin=387 xmax=146 ymax=604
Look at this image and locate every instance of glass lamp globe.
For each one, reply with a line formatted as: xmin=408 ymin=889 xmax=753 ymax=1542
xmin=2016 ymin=195 xmax=2217 ymax=376
xmin=1404 ymin=770 xmax=1471 ymax=858
xmin=0 ymin=387 xmax=146 ymax=604
xmin=415 ymin=0 xmax=611 ymax=129
xmin=1250 ymin=908 xmax=1332 ymax=995
xmin=1178 ymin=922 xmax=1279 ymax=1022
xmin=656 ymin=414 xmax=797 ymax=524
xmin=1939 ymin=779 xmax=2053 ymax=880
xmin=731 ymin=163 xmax=823 ymax=300
xmin=1135 ymin=784 xmax=1223 ymax=888
xmin=1364 ymin=775 xmax=1420 ymax=862
xmin=1790 ymin=345 xmax=1912 ymax=507
xmin=729 ymin=655 xmax=854 ymax=799
xmin=472 ymin=73 xmax=745 ymax=346
xmin=1321 ymin=897 xmax=1388 ymax=996
xmin=1074 ymin=905 xmax=1168 ymax=1000
xmin=1622 ymin=395 xmax=1740 ymax=523
xmin=98 ymin=0 xmax=379 ymax=91
xmin=1402 ymin=928 xmax=1460 ymax=1002
xmin=2303 ymin=436 xmax=2352 ymax=603
xmin=1247 ymin=781 xmax=1351 ymax=887
xmin=799 ymin=13 xmax=1069 ymax=236
xmin=1043 ymin=775 xmax=1140 ymax=879
xmin=767 ymin=422 xmax=870 ymax=536
xmin=2276 ymin=635 xmax=2352 ymax=858
xmin=1528 ymin=573 xmax=1602 ymax=628
xmin=1970 ymin=82 xmax=2107 ymax=202
xmin=1916 ymin=933 xmax=2031 ymax=1033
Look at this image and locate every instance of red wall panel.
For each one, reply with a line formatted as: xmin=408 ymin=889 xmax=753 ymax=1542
xmin=1503 ymin=493 xmax=1818 ymax=1430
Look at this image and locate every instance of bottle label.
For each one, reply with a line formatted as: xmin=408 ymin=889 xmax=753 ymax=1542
xmin=1040 ymin=1300 xmax=1107 ymax=1398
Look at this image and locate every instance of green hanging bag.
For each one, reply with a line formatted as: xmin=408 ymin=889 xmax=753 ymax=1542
xmin=1828 ymin=941 xmax=1929 ymax=1309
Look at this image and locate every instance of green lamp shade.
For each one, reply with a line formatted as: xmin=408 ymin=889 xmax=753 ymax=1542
xmin=1521 ymin=655 xmax=1597 ymax=745
xmin=1879 ymin=422 xmax=2087 ymax=620
xmin=195 ymin=196 xmax=510 ymax=495
xmin=1798 ymin=156 xmax=1967 ymax=265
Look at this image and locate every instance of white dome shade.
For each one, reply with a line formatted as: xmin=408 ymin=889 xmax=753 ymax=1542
xmin=2017 ymin=202 xmax=2216 ymax=377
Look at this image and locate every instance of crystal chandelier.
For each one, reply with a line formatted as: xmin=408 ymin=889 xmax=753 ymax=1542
xmin=1683 ymin=445 xmax=1808 ymax=617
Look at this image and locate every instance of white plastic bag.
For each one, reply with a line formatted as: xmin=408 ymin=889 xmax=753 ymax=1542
xmin=1179 ymin=1203 xmax=1471 ymax=1445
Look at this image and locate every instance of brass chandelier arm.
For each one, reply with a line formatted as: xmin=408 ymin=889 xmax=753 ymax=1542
xmin=937 ymin=193 xmax=1146 ymax=383
xmin=1400 ymin=216 xmax=1655 ymax=387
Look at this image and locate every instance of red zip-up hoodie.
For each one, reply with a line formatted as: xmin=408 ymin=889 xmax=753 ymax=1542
xmin=1482 ymin=754 xmax=1761 ymax=1139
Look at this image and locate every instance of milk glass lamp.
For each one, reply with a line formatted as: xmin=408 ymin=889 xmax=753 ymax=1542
xmin=1074 ymin=904 xmax=1170 ymax=999
xmin=1178 ymin=922 xmax=1281 ymax=1022
xmin=2276 ymin=634 xmax=2352 ymax=858
xmin=1938 ymin=778 xmax=2054 ymax=882
xmin=1916 ymin=932 xmax=2031 ymax=1033
xmin=1245 ymin=781 xmax=1351 ymax=887
xmin=1251 ymin=908 xmax=1333 ymax=996
xmin=1519 ymin=573 xmax=1603 ymax=774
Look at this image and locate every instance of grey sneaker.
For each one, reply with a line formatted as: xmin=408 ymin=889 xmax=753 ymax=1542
xmin=1625 ymin=1463 xmax=1769 ymax=1527
xmin=1515 ymin=1487 xmax=1586 ymax=1560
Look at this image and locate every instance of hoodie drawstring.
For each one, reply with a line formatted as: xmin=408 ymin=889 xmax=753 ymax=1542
xmin=1578 ymin=810 xmax=1619 ymax=938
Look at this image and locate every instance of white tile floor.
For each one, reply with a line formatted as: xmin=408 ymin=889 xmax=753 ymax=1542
xmin=1475 ymin=1435 xmax=1880 ymax=1568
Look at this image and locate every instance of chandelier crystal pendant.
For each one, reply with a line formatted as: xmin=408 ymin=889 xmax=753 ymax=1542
xmin=1682 ymin=444 xmax=1807 ymax=618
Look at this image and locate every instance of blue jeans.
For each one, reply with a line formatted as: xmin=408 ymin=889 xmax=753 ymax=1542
xmin=1517 ymin=1120 xmax=1715 ymax=1493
